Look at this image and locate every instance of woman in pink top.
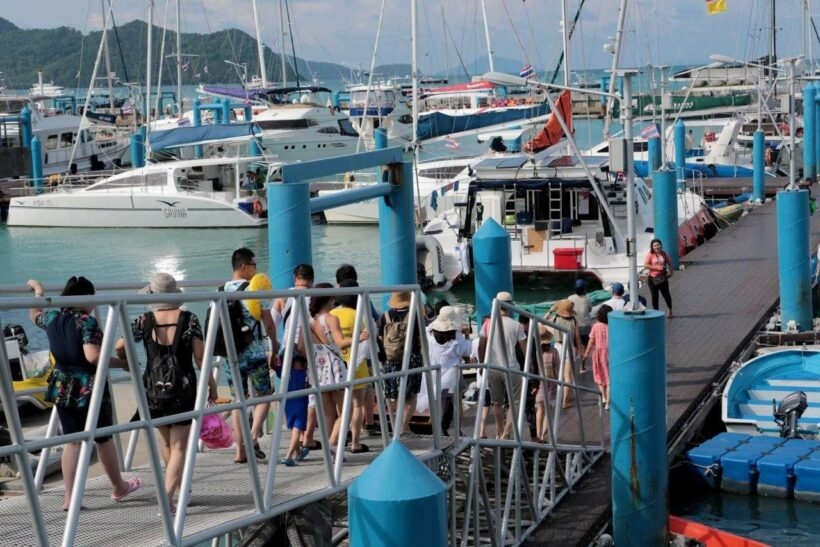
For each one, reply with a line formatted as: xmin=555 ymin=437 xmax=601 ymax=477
xmin=643 ymin=238 xmax=673 ymax=317
xmin=583 ymin=305 xmax=612 ymax=409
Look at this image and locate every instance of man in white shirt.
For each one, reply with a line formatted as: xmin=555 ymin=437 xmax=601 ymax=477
xmin=478 ymin=292 xmax=527 ymax=439
xmin=602 ymin=282 xmax=626 ymax=312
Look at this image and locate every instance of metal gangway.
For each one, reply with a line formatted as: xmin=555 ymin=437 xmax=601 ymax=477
xmin=0 ymin=282 xmax=605 ymax=546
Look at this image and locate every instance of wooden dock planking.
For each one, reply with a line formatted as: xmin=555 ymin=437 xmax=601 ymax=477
xmin=530 ymin=195 xmax=820 ymax=545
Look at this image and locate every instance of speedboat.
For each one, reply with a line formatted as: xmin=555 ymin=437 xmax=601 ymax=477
xmin=7 ymin=155 xmax=271 ymax=228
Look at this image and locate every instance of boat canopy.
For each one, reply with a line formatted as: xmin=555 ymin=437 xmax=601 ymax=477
xmin=198 ymin=84 xmax=268 ymax=101
xmin=149 ymin=123 xmax=256 ymax=151
xmin=470 ymin=177 xmax=594 ymax=191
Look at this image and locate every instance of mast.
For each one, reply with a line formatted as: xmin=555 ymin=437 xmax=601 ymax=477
xmin=770 ymin=0 xmax=777 ymax=66
xmin=602 ymin=0 xmax=628 ymax=139
xmin=176 ymin=0 xmax=183 ymax=115
xmin=101 ymin=0 xmax=115 ymax=110
xmin=146 ymin=0 xmax=153 ymax=151
xmin=279 ymin=0 xmax=287 ymax=86
xmin=252 ymin=0 xmax=268 ymax=86
xmin=561 ymin=0 xmax=571 ymax=86
xmin=411 ymin=0 xmax=418 ymax=146
xmin=442 ymin=5 xmax=450 ymax=82
xmin=480 ymin=0 xmax=495 ymax=73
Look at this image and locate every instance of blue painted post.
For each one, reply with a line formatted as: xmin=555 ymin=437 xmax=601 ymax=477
xmin=129 ymin=131 xmax=144 ymax=168
xmin=348 ymin=441 xmax=447 ymax=546
xmin=803 ymin=84 xmax=816 ymax=181
xmin=473 ymin=218 xmax=513 ymax=322
xmin=374 ymin=127 xmax=388 ymax=150
xmin=249 ymin=138 xmax=262 ymax=158
xmin=753 ymin=130 xmax=766 ymax=202
xmin=19 ymin=106 xmax=32 ymax=149
xmin=609 ymin=309 xmax=668 ymax=546
xmin=647 ymin=136 xmax=661 ymax=173
xmin=777 ymin=190 xmax=812 ymax=331
xmin=378 ymin=152 xmax=417 ymax=287
xmin=268 ymin=180 xmax=312 ymax=290
xmin=192 ymin=98 xmax=203 ymax=159
xmin=815 ymin=82 xmax=820 ymax=174
xmin=243 ymin=105 xmax=252 ymax=123
xmin=30 ymin=135 xmax=43 ymax=194
xmin=674 ymin=119 xmax=686 ymax=190
xmin=652 ymin=169 xmax=679 ymax=269
xmin=221 ymin=99 xmax=231 ymax=125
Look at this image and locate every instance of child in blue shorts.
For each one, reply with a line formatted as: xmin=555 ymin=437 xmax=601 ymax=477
xmin=281 ymin=363 xmax=310 ymax=466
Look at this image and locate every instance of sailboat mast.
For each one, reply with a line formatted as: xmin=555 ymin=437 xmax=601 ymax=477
xmin=176 ymin=0 xmax=183 ymax=115
xmin=146 ymin=0 xmax=153 ymax=148
xmin=279 ymin=0 xmax=287 ymax=86
xmin=561 ymin=0 xmax=571 ymax=86
xmin=770 ymin=0 xmax=777 ymax=66
xmin=480 ymin=0 xmax=495 ymax=73
xmin=602 ymin=0 xmax=628 ymax=139
xmin=411 ymin=0 xmax=418 ymax=145
xmin=252 ymin=0 xmax=268 ymax=87
xmin=101 ymin=0 xmax=115 ymax=110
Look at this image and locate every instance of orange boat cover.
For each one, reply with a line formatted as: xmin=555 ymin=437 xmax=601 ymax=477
xmin=524 ymin=90 xmax=572 ymax=153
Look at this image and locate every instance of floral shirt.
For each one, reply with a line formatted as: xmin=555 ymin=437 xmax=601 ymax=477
xmin=35 ymin=309 xmax=105 ymax=408
xmin=224 ymin=279 xmax=270 ymax=365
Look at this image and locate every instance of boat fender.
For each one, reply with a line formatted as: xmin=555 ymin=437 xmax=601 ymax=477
xmin=416 ymin=235 xmax=446 ymax=287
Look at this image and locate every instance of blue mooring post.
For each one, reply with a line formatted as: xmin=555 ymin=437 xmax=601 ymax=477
xmin=268 ymin=180 xmax=312 ymax=290
xmin=609 ymin=309 xmax=668 ymax=546
xmin=473 ymin=218 xmax=513 ymax=321
xmin=348 ymin=441 xmax=447 ymax=546
xmin=129 ymin=131 xmax=144 ymax=168
xmin=378 ymin=151 xmax=417 ymax=289
xmin=753 ymin=129 xmax=766 ymax=202
xmin=374 ymin=127 xmax=388 ymax=150
xmin=674 ymin=119 xmax=686 ymax=191
xmin=20 ymin=106 xmax=32 ymax=149
xmin=815 ymin=82 xmax=820 ymax=174
xmin=192 ymin=98 xmax=203 ymax=159
xmin=30 ymin=135 xmax=43 ymax=194
xmin=777 ymin=190 xmax=813 ymax=331
xmin=647 ymin=135 xmax=661 ymax=173
xmin=804 ymin=84 xmax=817 ymax=181
xmin=249 ymin=138 xmax=262 ymax=158
xmin=652 ymin=169 xmax=679 ymax=269
xmin=243 ymin=105 xmax=252 ymax=123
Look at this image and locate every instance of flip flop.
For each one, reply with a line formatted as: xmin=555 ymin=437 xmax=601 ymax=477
xmin=350 ymin=443 xmax=370 ymax=454
xmin=112 ymin=477 xmax=141 ymax=502
xmin=253 ymin=443 xmax=267 ymax=461
xmin=234 ymin=458 xmax=247 ymax=464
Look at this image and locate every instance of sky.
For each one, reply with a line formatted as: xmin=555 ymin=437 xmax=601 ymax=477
xmin=1 ymin=0 xmax=812 ymax=74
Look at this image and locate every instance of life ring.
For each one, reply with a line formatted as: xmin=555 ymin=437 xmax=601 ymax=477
xmin=252 ymin=199 xmax=264 ymax=217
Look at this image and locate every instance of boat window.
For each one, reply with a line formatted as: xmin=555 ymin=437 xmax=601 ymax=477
xmin=90 ymin=173 xmax=167 ymax=190
xmin=418 ymin=165 xmax=465 ymax=179
xmin=255 ymin=119 xmax=311 ymax=130
xmin=397 ymin=114 xmax=413 ymax=125
xmin=307 ymin=119 xmax=319 ymax=127
xmin=0 ymin=99 xmax=28 ymax=114
xmin=633 ymin=141 xmax=648 ymax=152
xmin=60 ymin=133 xmax=74 ymax=148
xmin=318 ymin=126 xmax=340 ymax=134
xmin=597 ymin=145 xmax=609 ymax=153
xmin=338 ymin=119 xmax=359 ymax=137
xmin=45 ymin=134 xmax=58 ymax=150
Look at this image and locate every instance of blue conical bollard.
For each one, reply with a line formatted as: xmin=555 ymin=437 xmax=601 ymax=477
xmin=473 ymin=218 xmax=513 ymax=321
xmin=348 ymin=441 xmax=447 ymax=546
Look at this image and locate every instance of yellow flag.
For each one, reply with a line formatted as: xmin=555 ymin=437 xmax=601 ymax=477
xmin=706 ymin=0 xmax=727 ymax=14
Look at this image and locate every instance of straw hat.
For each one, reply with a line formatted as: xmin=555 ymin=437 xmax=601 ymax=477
xmin=554 ymin=299 xmax=575 ymax=318
xmin=429 ymin=306 xmax=461 ymax=332
xmin=388 ymin=291 xmax=412 ymax=308
xmin=538 ymin=324 xmax=553 ymax=343
xmin=140 ymin=272 xmax=182 ymax=310
xmin=247 ymin=273 xmax=272 ymax=321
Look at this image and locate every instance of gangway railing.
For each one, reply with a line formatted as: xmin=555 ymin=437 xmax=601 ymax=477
xmin=0 ymin=283 xmax=605 ymax=546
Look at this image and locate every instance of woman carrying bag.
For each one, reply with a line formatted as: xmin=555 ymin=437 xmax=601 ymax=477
xmin=644 ymin=238 xmax=674 ymax=317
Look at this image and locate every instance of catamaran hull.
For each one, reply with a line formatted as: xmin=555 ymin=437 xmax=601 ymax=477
xmin=7 ymin=193 xmax=265 ymax=228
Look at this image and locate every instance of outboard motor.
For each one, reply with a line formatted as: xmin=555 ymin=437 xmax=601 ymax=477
xmin=773 ymin=391 xmax=808 ymax=439
xmin=3 ymin=324 xmax=28 ymax=350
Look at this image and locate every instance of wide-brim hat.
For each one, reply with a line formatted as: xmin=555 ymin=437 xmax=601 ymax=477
xmin=429 ymin=305 xmax=461 ymax=332
xmin=388 ymin=291 xmax=412 ymax=308
xmin=538 ymin=324 xmax=553 ymax=342
xmin=140 ymin=272 xmax=182 ymax=310
xmin=554 ymin=299 xmax=575 ymax=318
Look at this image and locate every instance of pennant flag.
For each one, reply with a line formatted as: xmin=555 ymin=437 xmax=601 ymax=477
xmin=444 ymin=136 xmax=460 ymax=150
xmin=524 ymin=90 xmax=572 ymax=153
xmin=194 ymin=72 xmax=202 ymax=79
xmin=705 ymin=0 xmax=727 ymax=14
xmin=181 ymin=62 xmax=189 ymax=71
xmin=640 ymin=123 xmax=660 ymax=139
xmin=519 ymin=65 xmax=535 ymax=79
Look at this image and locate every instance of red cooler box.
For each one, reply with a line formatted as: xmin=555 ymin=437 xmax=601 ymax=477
xmin=552 ymin=248 xmax=584 ymax=269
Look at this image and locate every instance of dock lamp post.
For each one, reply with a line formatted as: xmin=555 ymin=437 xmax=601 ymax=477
xmin=481 ymin=70 xmax=641 ymax=312
xmin=710 ymin=54 xmax=805 ymax=190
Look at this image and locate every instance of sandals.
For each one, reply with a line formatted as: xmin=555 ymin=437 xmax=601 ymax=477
xmin=349 ymin=443 xmax=370 ymax=454
xmin=298 ymin=447 xmax=310 ymax=461
xmin=253 ymin=443 xmax=267 ymax=461
xmin=112 ymin=477 xmax=141 ymax=502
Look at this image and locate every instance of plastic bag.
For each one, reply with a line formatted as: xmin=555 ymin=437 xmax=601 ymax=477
xmin=200 ymin=406 xmax=233 ymax=450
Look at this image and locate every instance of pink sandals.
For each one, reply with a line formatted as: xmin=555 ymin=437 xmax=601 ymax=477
xmin=112 ymin=477 xmax=141 ymax=502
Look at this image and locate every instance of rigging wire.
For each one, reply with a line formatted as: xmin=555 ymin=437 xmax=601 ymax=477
xmin=549 ymin=0 xmax=587 ymax=85
xmin=500 ymin=0 xmax=531 ymax=67
xmin=284 ymin=0 xmax=301 ymax=86
xmin=438 ymin=2 xmax=471 ymax=81
xmin=109 ymin=7 xmax=130 ymax=84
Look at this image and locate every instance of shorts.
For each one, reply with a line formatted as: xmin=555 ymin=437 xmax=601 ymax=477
xmin=56 ymin=399 xmax=114 ymax=443
xmin=488 ymin=369 xmax=523 ymax=409
xmin=224 ymin=357 xmax=272 ymax=399
xmin=382 ymin=354 xmax=423 ymax=400
xmin=285 ymin=398 xmax=308 ymax=431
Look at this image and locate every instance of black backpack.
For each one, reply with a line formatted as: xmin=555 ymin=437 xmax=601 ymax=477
xmin=205 ymin=282 xmax=258 ymax=357
xmin=143 ymin=311 xmax=194 ymax=411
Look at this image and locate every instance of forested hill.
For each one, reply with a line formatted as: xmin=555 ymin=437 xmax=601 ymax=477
xmin=0 ymin=17 xmax=410 ymax=89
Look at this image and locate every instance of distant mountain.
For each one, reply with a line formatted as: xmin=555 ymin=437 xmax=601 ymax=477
xmin=0 ymin=19 xmax=359 ymax=90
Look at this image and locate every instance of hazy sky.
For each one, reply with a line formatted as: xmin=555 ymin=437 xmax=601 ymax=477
xmin=1 ymin=0 xmax=811 ymax=72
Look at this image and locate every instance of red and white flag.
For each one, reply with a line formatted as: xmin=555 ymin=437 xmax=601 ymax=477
xmin=444 ymin=136 xmax=460 ymax=151
xmin=640 ymin=123 xmax=660 ymax=139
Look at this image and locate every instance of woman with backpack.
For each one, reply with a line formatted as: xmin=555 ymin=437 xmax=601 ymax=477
xmin=115 ymin=272 xmax=218 ymax=513
xmin=378 ymin=291 xmax=423 ymax=437
xmin=28 ymin=277 xmax=141 ymax=511
xmin=644 ymin=238 xmax=674 ymax=317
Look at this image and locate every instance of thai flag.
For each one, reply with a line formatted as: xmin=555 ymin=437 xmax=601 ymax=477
xmin=640 ymin=123 xmax=660 ymax=140
xmin=121 ymin=103 xmax=133 ymax=114
xmin=177 ymin=117 xmax=190 ymax=127
xmin=204 ymin=65 xmax=209 ymax=74
xmin=444 ymin=137 xmax=460 ymax=151
xmin=519 ymin=65 xmax=535 ymax=79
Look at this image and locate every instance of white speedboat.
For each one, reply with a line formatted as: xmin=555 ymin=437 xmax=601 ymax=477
xmin=345 ymin=81 xmax=414 ymax=145
xmin=7 ymin=156 xmax=270 ymax=228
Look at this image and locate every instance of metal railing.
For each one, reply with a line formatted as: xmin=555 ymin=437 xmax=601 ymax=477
xmin=0 ymin=283 xmax=604 ymax=546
